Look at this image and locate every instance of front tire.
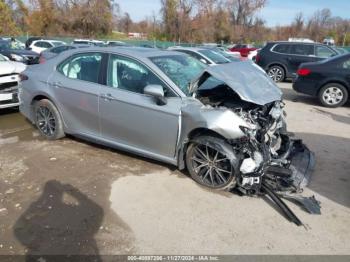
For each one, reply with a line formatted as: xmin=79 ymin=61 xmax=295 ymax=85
xmin=185 ymin=136 xmax=238 ymax=191
xmin=267 ymin=65 xmax=285 ymax=82
xmin=318 ymin=83 xmax=348 ymax=108
xmin=34 ymin=99 xmax=65 ymax=140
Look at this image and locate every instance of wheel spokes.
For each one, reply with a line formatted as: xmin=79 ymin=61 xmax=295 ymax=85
xmin=191 ymin=143 xmax=233 ymax=188
xmin=36 ymin=106 xmax=56 ymax=136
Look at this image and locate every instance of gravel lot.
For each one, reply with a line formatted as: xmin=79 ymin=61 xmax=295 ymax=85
xmin=0 ymin=82 xmax=349 ymax=256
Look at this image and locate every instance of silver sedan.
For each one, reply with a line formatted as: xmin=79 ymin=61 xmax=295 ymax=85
xmin=19 ymin=47 xmax=313 ymax=195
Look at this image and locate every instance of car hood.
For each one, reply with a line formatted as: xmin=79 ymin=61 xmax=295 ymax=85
xmin=190 ymin=62 xmax=282 ymax=105
xmin=0 ymin=61 xmax=26 ymax=75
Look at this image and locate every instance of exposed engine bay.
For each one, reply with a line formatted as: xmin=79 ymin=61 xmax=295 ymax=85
xmin=194 ymin=78 xmax=317 ymax=226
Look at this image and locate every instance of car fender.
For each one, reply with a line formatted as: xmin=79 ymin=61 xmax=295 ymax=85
xmin=176 ymin=100 xmax=250 ymax=169
xmin=316 ymin=77 xmax=350 ymax=93
xmin=266 ymin=62 xmax=288 ymax=75
xmin=27 ymin=90 xmax=69 ymax=132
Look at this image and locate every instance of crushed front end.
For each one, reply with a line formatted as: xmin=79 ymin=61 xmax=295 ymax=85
xmin=190 ymin=62 xmax=319 ymax=225
xmin=230 ymin=101 xmax=315 ymax=196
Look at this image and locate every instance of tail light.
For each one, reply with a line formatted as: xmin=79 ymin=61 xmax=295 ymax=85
xmin=39 ymin=55 xmax=46 ymax=64
xmin=255 ymin=54 xmax=260 ymax=63
xmin=19 ymin=73 xmax=28 ymax=81
xmin=297 ymin=68 xmax=311 ymax=76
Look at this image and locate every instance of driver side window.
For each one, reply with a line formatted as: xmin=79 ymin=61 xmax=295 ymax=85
xmin=107 ymin=54 xmax=175 ymax=97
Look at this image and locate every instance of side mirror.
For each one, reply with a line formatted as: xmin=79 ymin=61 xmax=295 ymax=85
xmin=144 ymin=84 xmax=167 ymax=106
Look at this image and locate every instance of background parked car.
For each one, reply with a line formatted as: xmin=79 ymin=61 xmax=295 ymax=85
xmin=293 ymin=53 xmax=350 ymax=108
xmin=0 ymin=53 xmax=26 ymax=109
xmin=106 ymin=41 xmax=128 ymax=47
xmin=229 ymin=44 xmax=257 ymax=57
xmin=0 ymin=37 xmax=25 ymax=48
xmin=201 ymin=43 xmax=241 ymax=58
xmin=29 ymin=40 xmax=66 ymax=54
xmin=72 ymin=39 xmax=105 ymax=46
xmin=25 ymin=37 xmax=43 ymax=49
xmin=256 ymin=41 xmax=340 ymax=82
xmin=168 ymin=46 xmax=231 ymax=65
xmin=198 ymin=46 xmax=241 ymax=62
xmin=39 ymin=44 xmax=90 ymax=63
xmin=0 ymin=40 xmax=39 ymax=64
xmin=248 ymin=49 xmax=260 ymax=61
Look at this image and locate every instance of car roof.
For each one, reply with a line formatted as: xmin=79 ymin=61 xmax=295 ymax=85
xmin=61 ymin=46 xmax=184 ymax=58
xmin=168 ymin=46 xmax=207 ymax=52
xmin=267 ymin=41 xmax=325 ymax=45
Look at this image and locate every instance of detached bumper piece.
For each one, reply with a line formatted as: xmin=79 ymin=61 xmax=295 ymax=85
xmin=264 ymin=140 xmax=318 ymax=226
xmin=264 ymin=140 xmax=315 ymax=192
xmin=262 ymin=182 xmax=303 ymax=226
xmin=237 ymin=140 xmax=319 ymax=226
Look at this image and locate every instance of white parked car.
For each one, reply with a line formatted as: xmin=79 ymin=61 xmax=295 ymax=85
xmin=29 ymin=40 xmax=66 ymax=54
xmin=72 ymin=39 xmax=105 ymax=46
xmin=0 ymin=54 xmax=26 ymax=109
xmin=248 ymin=49 xmax=259 ymax=60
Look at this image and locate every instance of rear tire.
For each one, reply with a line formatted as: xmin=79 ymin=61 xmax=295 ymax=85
xmin=267 ymin=65 xmax=285 ymax=82
xmin=33 ymin=99 xmax=65 ymax=140
xmin=318 ymin=83 xmax=348 ymax=108
xmin=185 ymin=136 xmax=238 ymax=191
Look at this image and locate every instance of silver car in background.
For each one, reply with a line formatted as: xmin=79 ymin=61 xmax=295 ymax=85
xmin=19 ymin=47 xmax=314 ymax=201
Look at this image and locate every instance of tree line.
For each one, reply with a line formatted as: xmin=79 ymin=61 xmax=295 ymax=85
xmin=1 ymin=0 xmax=349 ymax=45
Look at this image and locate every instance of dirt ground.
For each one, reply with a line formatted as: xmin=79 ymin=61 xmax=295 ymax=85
xmin=0 ymin=83 xmax=349 ymax=256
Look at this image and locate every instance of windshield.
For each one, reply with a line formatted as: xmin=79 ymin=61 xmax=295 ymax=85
xmin=150 ymin=55 xmax=207 ymax=96
xmin=215 ymin=49 xmax=240 ymax=62
xmin=0 ymin=41 xmax=10 ymax=51
xmin=0 ymin=41 xmax=24 ymax=51
xmin=198 ymin=49 xmax=229 ymax=64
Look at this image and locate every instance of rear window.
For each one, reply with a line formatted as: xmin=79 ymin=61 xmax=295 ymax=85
xmin=315 ymin=46 xmax=337 ymax=58
xmin=290 ymin=44 xmax=314 ymax=56
xmin=58 ymin=53 xmax=102 ymax=84
xmin=198 ymin=49 xmax=229 ymax=64
xmin=273 ymin=44 xmax=290 ymax=54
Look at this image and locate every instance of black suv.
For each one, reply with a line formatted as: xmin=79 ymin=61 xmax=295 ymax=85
xmin=256 ymin=41 xmax=339 ymax=82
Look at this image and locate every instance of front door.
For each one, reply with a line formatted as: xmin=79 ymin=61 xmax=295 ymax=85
xmin=99 ymin=54 xmax=182 ymax=160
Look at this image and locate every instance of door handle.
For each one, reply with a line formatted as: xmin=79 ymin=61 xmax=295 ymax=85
xmin=101 ymin=93 xmax=115 ymax=101
xmin=51 ymin=81 xmax=62 ymax=88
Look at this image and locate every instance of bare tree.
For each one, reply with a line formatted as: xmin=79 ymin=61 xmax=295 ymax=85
xmin=228 ymin=0 xmax=267 ymax=26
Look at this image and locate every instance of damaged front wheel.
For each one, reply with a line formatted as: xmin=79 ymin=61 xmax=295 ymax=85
xmin=186 ymin=136 xmax=238 ymax=190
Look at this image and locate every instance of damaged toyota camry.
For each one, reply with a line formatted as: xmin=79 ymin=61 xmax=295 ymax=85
xmin=19 ymin=47 xmax=316 ymax=225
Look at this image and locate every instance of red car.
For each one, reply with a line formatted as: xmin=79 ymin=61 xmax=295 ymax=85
xmin=229 ymin=44 xmax=257 ymax=57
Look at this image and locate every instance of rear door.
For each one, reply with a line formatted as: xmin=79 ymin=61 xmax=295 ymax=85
xmin=48 ymin=52 xmax=104 ymax=136
xmin=288 ymin=44 xmax=316 ymax=76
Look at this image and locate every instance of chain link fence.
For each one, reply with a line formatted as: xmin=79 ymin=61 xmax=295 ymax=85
xmin=13 ymin=36 xmax=350 ymax=51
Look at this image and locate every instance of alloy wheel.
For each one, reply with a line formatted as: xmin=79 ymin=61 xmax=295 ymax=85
xmin=268 ymin=67 xmax=283 ymax=82
xmin=190 ymin=143 xmax=233 ymax=188
xmin=36 ymin=106 xmax=56 ymax=137
xmin=322 ymin=86 xmax=344 ymax=106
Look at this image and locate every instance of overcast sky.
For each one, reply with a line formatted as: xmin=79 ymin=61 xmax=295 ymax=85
xmin=117 ymin=0 xmax=350 ymax=26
